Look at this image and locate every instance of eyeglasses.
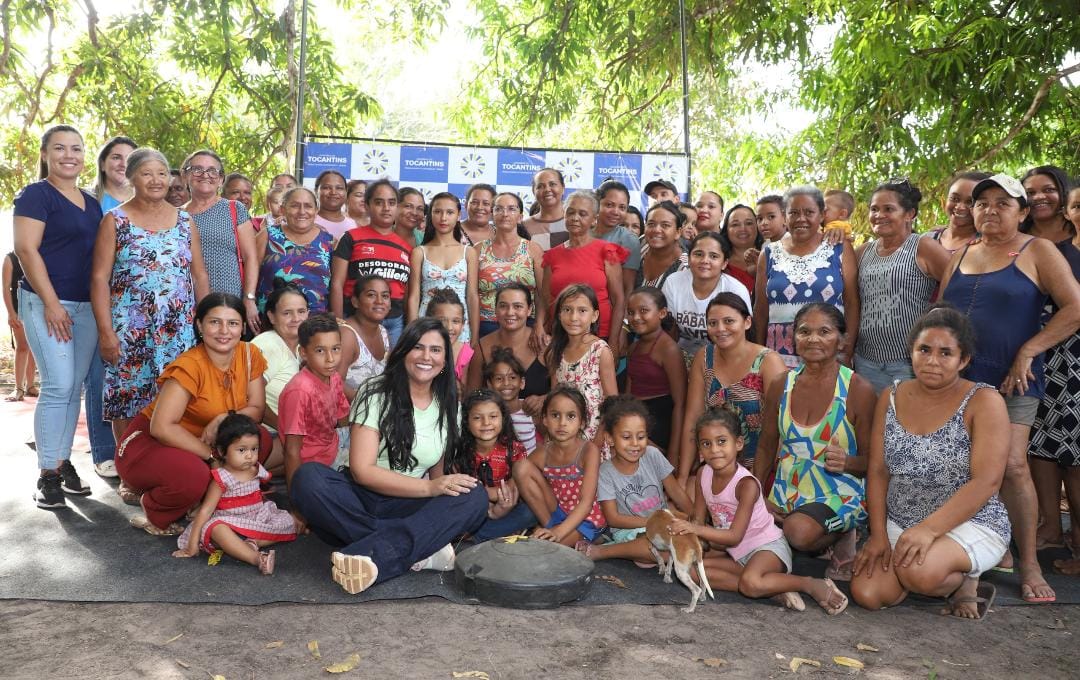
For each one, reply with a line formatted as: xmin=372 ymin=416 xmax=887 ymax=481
xmin=184 ymin=166 xmax=222 ymax=178
xmin=493 ymin=206 xmax=521 ymax=215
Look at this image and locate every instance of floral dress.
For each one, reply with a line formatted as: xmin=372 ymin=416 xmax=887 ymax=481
xmin=704 ymin=346 xmax=771 ymax=467
xmin=477 ymin=238 xmax=536 ymax=323
xmin=177 ymin=465 xmax=297 ymax=553
xmin=418 ymin=244 xmax=471 ymax=343
xmin=256 ymin=223 xmax=333 ymax=313
xmin=103 ymin=207 xmax=197 ymax=419
xmin=554 ymin=339 xmax=609 ymax=443
xmin=763 ymin=239 xmax=845 ymax=368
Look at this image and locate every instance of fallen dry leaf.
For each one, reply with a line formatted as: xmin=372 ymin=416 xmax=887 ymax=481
xmin=451 ymin=672 xmax=490 ymax=679
xmin=789 ymin=657 xmax=821 ymax=672
xmin=940 ymin=659 xmax=971 ymax=667
xmin=207 ymin=550 xmax=223 ymax=566
xmin=308 ymin=640 xmax=321 ymax=659
xmin=596 ymin=574 xmax=629 ymax=589
xmin=164 ymin=633 xmax=184 ymax=644
xmin=175 ymin=660 xmax=190 ymax=669
xmin=206 ymin=674 xmax=225 ymax=680
xmin=833 ymin=656 xmax=865 ymax=669
xmin=265 ymin=641 xmax=284 ymax=649
xmin=1048 ymin=619 xmax=1065 ymax=630
xmin=694 ymin=657 xmax=726 ymax=668
xmin=855 ymin=643 xmax=879 ymax=653
xmin=324 ymin=653 xmax=361 ymax=673
xmin=775 ymin=653 xmax=786 ymax=659
xmin=501 ymin=535 xmax=528 ymax=544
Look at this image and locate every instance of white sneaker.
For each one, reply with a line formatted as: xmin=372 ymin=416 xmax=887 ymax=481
xmin=331 ymin=552 xmax=378 ymax=594
xmin=411 ymin=544 xmax=456 ymax=572
xmin=94 ymin=460 xmax=119 ymax=478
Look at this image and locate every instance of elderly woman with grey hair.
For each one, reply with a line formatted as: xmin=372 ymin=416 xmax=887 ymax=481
xmin=534 ymin=189 xmax=628 ymax=351
xmin=91 ymin=147 xmax=210 ymax=447
xmin=753 ymin=185 xmax=860 ymax=368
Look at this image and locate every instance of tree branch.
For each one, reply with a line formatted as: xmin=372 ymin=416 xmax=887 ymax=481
xmin=973 ymin=61 xmax=1080 ymax=166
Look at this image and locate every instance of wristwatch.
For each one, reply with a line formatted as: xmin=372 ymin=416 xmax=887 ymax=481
xmin=244 ymin=293 xmax=256 ymax=300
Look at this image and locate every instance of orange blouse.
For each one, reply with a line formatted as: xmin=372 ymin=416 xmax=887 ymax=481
xmin=140 ymin=343 xmax=268 ymax=437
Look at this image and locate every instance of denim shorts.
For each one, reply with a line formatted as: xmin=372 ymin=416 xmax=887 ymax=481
xmin=1002 ymin=394 xmax=1040 ymax=426
xmin=887 ymin=518 xmax=1008 ymax=577
xmin=547 ymin=506 xmax=604 ymax=542
xmin=854 ymin=354 xmax=914 ymax=395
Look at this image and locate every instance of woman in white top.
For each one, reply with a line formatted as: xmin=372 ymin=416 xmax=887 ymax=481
xmin=251 ymin=283 xmax=308 ymax=468
xmin=662 ymin=231 xmax=752 ymax=363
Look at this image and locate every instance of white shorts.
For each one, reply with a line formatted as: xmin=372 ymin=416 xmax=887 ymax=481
xmin=886 ymin=518 xmax=1008 ymax=577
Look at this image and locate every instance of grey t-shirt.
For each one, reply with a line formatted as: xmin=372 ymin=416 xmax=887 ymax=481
xmin=597 ymin=446 xmax=673 ymax=517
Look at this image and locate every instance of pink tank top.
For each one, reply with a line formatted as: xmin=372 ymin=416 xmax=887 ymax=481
xmin=700 ymin=463 xmax=782 ymax=561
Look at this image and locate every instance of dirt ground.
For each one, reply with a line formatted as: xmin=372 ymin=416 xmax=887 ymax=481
xmin=1 ymin=597 xmax=1076 ymax=679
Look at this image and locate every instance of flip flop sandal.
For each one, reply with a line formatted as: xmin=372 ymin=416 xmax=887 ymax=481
xmin=5 ymin=389 xmax=25 ymax=402
xmin=1021 ymin=582 xmax=1057 ymax=604
xmin=258 ymin=549 xmax=275 ymax=576
xmin=129 ymin=514 xmax=183 ymax=536
xmin=1035 ymin=537 xmax=1065 ymax=551
xmin=819 ymin=578 xmax=849 ymax=616
xmin=116 ymin=484 xmax=142 ymax=506
xmin=1053 ymin=558 xmax=1080 ymax=576
xmin=943 ymin=582 xmax=996 ymax=620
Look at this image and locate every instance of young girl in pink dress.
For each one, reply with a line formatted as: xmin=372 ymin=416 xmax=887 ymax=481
xmin=546 ymin=284 xmax=617 ymax=443
xmin=173 ymin=414 xmax=298 ymax=574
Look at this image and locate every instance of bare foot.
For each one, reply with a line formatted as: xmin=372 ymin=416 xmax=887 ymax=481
xmin=806 ymin=577 xmax=848 ymax=615
xmin=1019 ymin=563 xmax=1056 ymax=603
xmin=1053 ymin=558 xmax=1080 ymax=576
xmin=942 ymin=579 xmax=994 ymax=620
xmin=941 ymin=577 xmax=979 ymax=619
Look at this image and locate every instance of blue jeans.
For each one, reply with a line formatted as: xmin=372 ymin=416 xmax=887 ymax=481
xmin=381 ymin=315 xmax=404 ymax=349
xmin=472 ymin=501 xmax=537 ymax=542
xmin=20 ymin=290 xmax=98 ymax=470
xmin=84 ymin=354 xmax=115 ymax=464
xmin=853 ymin=354 xmax=914 ymax=394
xmin=290 ymin=463 xmax=488 ymax=582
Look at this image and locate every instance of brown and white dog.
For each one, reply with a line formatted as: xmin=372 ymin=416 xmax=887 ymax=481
xmin=645 ymin=508 xmax=715 ymax=613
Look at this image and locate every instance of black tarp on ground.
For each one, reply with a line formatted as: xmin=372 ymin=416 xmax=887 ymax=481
xmin=2 ymin=446 xmax=1077 ymax=608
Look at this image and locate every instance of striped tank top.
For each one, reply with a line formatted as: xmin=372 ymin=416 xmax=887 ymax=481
xmin=856 ymin=233 xmax=936 ymax=363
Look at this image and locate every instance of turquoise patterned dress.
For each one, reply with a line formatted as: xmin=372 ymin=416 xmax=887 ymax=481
xmin=769 ymin=364 xmax=866 ymax=533
xmin=103 ymin=207 xmax=197 ymax=419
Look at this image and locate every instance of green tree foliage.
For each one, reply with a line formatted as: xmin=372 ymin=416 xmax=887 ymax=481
xmin=0 ymin=0 xmax=378 ymax=204
xmin=452 ymin=0 xmax=1080 ymax=220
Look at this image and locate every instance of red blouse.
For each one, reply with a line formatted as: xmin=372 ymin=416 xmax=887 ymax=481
xmin=543 ymin=239 xmax=628 ymax=338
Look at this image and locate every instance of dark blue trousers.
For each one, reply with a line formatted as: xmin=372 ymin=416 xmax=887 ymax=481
xmin=290 ymin=463 xmax=488 ymax=582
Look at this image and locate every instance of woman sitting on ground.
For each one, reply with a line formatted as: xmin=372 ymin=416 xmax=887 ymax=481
xmin=116 ymin=293 xmax=277 ymax=535
xmin=852 ymin=305 xmax=1011 ymax=620
xmin=753 ymin=303 xmax=876 ymax=581
xmin=289 ymin=317 xmax=488 ymax=594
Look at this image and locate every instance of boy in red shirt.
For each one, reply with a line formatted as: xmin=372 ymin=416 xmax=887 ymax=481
xmin=278 ymin=314 xmax=350 ymax=492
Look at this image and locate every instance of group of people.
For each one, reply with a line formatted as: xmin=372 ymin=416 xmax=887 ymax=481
xmin=13 ymin=123 xmax=1080 ymax=618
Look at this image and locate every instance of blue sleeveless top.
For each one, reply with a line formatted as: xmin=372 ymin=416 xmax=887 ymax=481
xmin=942 ymin=239 xmax=1047 ymax=398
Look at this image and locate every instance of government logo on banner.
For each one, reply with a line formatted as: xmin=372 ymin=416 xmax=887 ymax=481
xmin=303 ymin=139 xmax=689 ymax=211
